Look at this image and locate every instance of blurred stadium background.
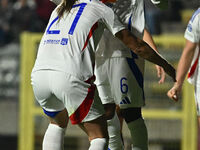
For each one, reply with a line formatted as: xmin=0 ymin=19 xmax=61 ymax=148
xmin=0 ymin=0 xmax=199 ymax=150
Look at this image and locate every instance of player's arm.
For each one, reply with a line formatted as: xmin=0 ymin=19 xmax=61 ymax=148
xmin=143 ymin=28 xmax=165 ymax=84
xmin=115 ymin=29 xmax=176 ymax=81
xmin=167 ymin=40 xmax=197 ymax=101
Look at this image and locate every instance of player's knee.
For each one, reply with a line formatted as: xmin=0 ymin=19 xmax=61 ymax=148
xmin=120 ymin=107 xmax=142 ymax=123
xmin=49 ymin=109 xmax=69 ymax=128
xmin=103 ymin=103 xmax=116 ymax=120
xmin=49 ymin=117 xmax=68 ymax=128
xmin=58 ymin=119 xmax=68 ymax=128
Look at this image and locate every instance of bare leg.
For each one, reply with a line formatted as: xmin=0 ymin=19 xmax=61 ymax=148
xmin=116 ymin=105 xmax=124 ymax=141
xmin=79 ymin=115 xmax=109 ymax=150
xmin=43 ymin=109 xmax=68 ymax=150
xmin=120 ymin=107 xmax=148 ymax=150
xmin=104 ymin=103 xmax=116 ymax=120
xmin=48 ymin=109 xmax=69 ymax=128
xmin=103 ymin=103 xmax=124 ymax=150
xmin=79 ymin=115 xmax=108 ymax=141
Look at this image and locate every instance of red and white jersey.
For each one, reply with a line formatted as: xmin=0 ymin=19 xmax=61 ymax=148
xmin=32 ymin=0 xmax=125 ymax=81
xmin=185 ymin=8 xmax=200 ymax=85
xmin=96 ymin=0 xmax=145 ymax=58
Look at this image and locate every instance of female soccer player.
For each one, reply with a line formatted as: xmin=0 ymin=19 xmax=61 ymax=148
xmin=31 ymin=0 xmax=175 ymax=150
xmin=95 ymin=0 xmax=168 ymax=149
xmin=167 ymin=7 xmax=200 ymax=150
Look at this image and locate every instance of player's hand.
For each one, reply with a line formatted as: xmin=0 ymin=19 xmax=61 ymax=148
xmin=155 ymin=65 xmax=165 ymax=84
xmin=167 ymin=82 xmax=181 ymax=102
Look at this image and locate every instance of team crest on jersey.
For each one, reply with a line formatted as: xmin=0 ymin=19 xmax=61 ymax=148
xmin=187 ymin=23 xmax=192 ymax=32
xmin=60 ymin=38 xmax=68 ymax=45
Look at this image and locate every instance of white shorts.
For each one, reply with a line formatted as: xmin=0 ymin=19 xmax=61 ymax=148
xmin=31 ymin=70 xmax=104 ymax=124
xmin=195 ymin=84 xmax=200 ymax=116
xmin=95 ymin=53 xmax=145 ymax=109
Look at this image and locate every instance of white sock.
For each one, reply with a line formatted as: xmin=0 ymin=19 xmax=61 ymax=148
xmin=107 ymin=112 xmax=124 ymax=150
xmin=89 ymin=138 xmax=108 ymax=150
xmin=43 ymin=123 xmax=66 ymax=150
xmin=127 ymin=118 xmax=148 ymax=150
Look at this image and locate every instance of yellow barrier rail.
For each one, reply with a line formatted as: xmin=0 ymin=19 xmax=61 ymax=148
xmin=19 ymin=32 xmax=43 ymax=150
xmin=18 ymin=32 xmax=197 ymax=150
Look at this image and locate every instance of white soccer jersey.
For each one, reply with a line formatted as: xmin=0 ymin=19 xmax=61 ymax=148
xmin=32 ymin=0 xmax=125 ymax=81
xmin=95 ymin=0 xmax=146 ymax=107
xmin=96 ymin=0 xmax=145 ymax=58
xmin=185 ymin=8 xmax=200 ymax=86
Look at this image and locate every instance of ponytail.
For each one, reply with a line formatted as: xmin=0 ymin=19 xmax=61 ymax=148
xmin=57 ymin=0 xmax=78 ymax=19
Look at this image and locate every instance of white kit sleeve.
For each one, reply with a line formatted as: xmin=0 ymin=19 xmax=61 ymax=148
xmin=102 ymin=6 xmax=126 ymax=36
xmin=184 ymin=8 xmax=200 ymax=43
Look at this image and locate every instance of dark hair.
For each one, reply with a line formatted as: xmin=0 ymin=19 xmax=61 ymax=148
xmin=57 ymin=0 xmax=78 ymax=19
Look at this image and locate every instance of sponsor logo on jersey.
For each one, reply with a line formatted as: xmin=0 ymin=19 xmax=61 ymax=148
xmin=187 ymin=23 xmax=192 ymax=32
xmin=44 ymin=39 xmax=60 ymax=45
